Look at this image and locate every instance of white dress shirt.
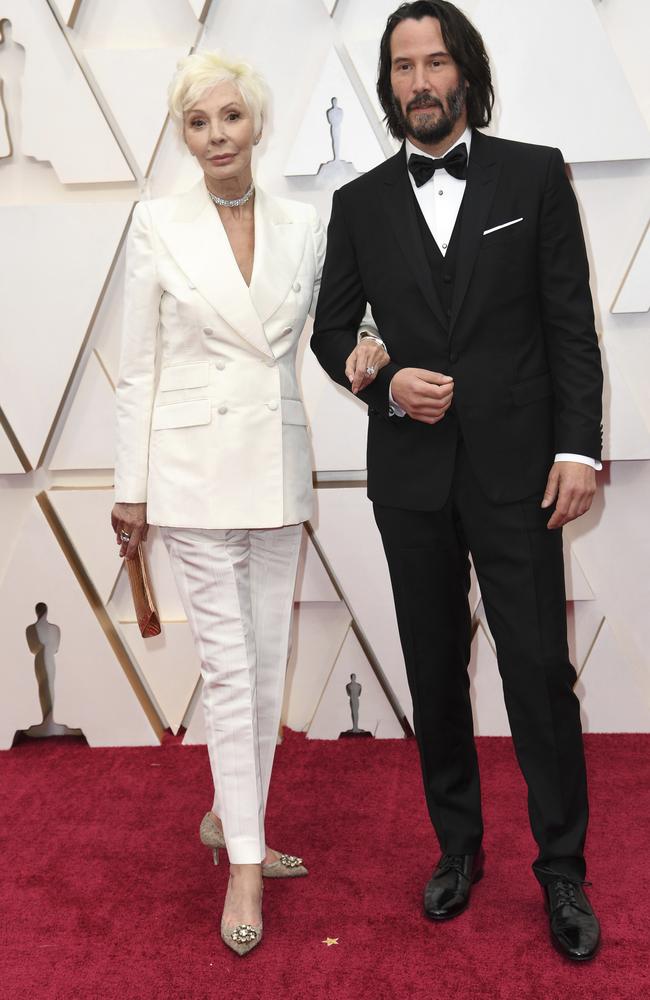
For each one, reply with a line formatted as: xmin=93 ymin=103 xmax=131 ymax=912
xmin=405 ymin=129 xmax=472 ymax=257
xmin=368 ymin=129 xmax=600 ymax=470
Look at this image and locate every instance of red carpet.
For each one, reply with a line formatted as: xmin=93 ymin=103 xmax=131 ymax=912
xmin=1 ymin=731 xmax=648 ymax=1000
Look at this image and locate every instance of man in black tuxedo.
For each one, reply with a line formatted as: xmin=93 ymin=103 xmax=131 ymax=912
xmin=311 ymin=0 xmax=603 ymax=961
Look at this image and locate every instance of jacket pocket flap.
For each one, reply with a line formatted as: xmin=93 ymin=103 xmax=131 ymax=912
xmin=282 ymin=398 xmax=308 ymax=426
xmin=152 ymin=398 xmax=211 ymax=430
xmin=159 ymin=362 xmax=210 ymax=392
xmin=511 ymin=372 xmax=553 ymax=406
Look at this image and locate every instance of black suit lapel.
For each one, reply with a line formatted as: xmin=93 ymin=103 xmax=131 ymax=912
xmin=381 ymin=147 xmax=448 ymax=331
xmin=450 ymin=130 xmax=500 ymax=332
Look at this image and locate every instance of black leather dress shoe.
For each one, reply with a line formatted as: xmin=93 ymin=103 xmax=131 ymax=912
xmin=544 ymin=877 xmax=600 ymax=961
xmin=424 ymin=851 xmax=484 ymax=921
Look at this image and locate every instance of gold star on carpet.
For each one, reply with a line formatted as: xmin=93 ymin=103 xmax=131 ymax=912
xmin=322 ymin=937 xmax=339 ymax=947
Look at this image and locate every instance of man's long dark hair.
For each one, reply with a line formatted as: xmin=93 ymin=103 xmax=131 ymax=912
xmin=377 ymin=1 xmax=494 ymax=140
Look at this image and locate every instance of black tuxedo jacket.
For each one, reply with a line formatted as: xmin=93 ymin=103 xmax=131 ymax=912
xmin=311 ymin=130 xmax=603 ymax=510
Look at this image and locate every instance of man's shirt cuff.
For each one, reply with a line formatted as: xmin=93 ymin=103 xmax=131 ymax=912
xmin=554 ymin=453 xmax=602 ymax=471
xmin=388 ymin=379 xmax=405 ymax=417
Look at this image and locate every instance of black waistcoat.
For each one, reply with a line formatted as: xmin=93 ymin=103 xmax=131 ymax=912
xmin=412 ymin=189 xmax=466 ymax=329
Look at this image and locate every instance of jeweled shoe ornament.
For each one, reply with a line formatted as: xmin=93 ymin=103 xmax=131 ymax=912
xmin=199 ymin=812 xmax=308 ymax=878
xmin=231 ymin=924 xmax=258 ymax=945
xmin=279 ymin=854 xmax=303 ymax=868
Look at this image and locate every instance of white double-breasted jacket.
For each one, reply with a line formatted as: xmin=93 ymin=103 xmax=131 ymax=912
xmin=114 ymin=181 xmax=326 ymax=529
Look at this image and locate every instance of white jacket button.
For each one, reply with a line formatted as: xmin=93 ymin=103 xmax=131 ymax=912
xmin=202 ymin=327 xmax=213 ymax=336
xmin=293 ymin=281 xmax=301 ymax=293
xmin=215 ymin=360 xmax=225 ymax=370
xmin=267 ymin=400 xmax=279 ymax=411
xmin=282 ymin=327 xmax=292 ymax=336
xmin=218 ymin=405 xmax=228 ymax=415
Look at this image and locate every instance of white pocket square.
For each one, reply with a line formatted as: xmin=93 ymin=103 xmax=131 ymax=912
xmin=483 ymin=217 xmax=524 ymax=235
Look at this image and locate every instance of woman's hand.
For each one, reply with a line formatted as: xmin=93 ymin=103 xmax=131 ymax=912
xmin=111 ymin=502 xmax=148 ymax=560
xmin=345 ymin=338 xmax=391 ymax=395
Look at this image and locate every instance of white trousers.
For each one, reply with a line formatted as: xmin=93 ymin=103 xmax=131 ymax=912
xmin=161 ymin=523 xmax=302 ymax=864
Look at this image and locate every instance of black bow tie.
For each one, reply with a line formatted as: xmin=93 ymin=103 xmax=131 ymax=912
xmin=407 ymin=143 xmax=468 ymax=185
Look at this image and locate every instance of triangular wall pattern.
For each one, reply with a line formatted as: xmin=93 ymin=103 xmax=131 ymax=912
xmin=294 ymin=527 xmax=340 ymax=603
xmin=285 ymin=48 xmax=385 ymax=175
xmin=84 ymin=47 xmax=187 ymax=176
xmin=602 ymin=354 xmax=650 ymax=460
xmin=50 ymin=1 xmax=83 ymax=28
xmin=576 ymin=621 xmax=650 ymax=731
xmin=308 ymin=627 xmax=404 ymax=739
xmin=49 ymin=351 xmax=116 ymax=471
xmin=0 ymin=422 xmax=24 ymax=474
xmin=345 ymin=37 xmax=400 ymax=154
xmin=0 ymin=499 xmax=160 ymax=747
xmin=186 ymin=0 xmax=213 ymax=21
xmin=564 ymin=547 xmax=594 ymax=602
xmin=612 ymin=222 xmax=649 ymax=313
xmin=567 ymin=602 xmax=605 ymax=679
xmin=312 ymin=488 xmax=413 ymax=727
xmin=118 ymin=621 xmax=200 ymax=734
xmin=473 ymin=0 xmax=650 ymax=162
xmin=299 ymin=345 xmax=370 ymax=472
xmin=3 ymin=1 xmax=133 ymax=182
xmin=0 ymin=202 xmax=132 ymax=467
xmin=47 ymin=487 xmax=121 ymax=606
xmin=282 ymin=601 xmax=352 ymax=732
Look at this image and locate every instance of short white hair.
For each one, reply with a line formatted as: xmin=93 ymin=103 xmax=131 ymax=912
xmin=168 ymin=51 xmax=268 ymax=136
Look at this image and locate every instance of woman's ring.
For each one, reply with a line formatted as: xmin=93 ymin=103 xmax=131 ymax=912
xmin=120 ymin=530 xmax=131 ymax=543
xmin=365 ymin=366 xmax=376 ymax=376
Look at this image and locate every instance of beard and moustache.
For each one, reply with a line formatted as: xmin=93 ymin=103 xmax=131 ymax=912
xmin=392 ymin=78 xmax=467 ymax=144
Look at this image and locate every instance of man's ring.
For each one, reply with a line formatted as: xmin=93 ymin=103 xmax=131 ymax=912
xmin=365 ymin=366 xmax=376 ymax=376
xmin=120 ymin=530 xmax=131 ymax=543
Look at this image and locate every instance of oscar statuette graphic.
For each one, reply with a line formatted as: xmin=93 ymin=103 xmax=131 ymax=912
xmin=339 ymin=673 xmax=373 ymax=738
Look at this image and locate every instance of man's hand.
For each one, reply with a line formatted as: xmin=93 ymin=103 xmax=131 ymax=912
xmin=111 ymin=502 xmax=149 ymax=560
xmin=541 ymin=462 xmax=596 ymax=529
xmin=391 ymin=368 xmax=454 ymax=424
xmin=345 ymin=339 xmax=391 ymax=394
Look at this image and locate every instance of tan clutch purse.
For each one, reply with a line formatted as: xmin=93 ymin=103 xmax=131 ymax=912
xmin=125 ymin=544 xmax=161 ymax=638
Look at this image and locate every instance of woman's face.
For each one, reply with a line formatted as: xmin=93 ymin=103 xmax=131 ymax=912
xmin=183 ymin=81 xmax=257 ymax=188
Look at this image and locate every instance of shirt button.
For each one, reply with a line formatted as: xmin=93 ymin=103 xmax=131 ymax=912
xmin=293 ymin=281 xmax=301 ymax=293
xmin=218 ymin=405 xmax=228 ymax=415
xmin=442 ymin=243 xmax=448 ymax=250
xmin=438 ymin=190 xmax=443 ymax=196
xmin=214 ymin=360 xmax=225 ymax=370
xmin=202 ymin=327 xmax=213 ymax=336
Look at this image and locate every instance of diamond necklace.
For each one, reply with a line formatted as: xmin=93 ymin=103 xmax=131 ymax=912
xmin=207 ymin=181 xmax=255 ymax=209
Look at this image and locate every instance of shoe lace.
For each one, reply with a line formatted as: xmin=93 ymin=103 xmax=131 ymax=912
xmin=536 ymin=867 xmax=593 ymax=915
xmin=437 ymin=855 xmax=471 ymax=882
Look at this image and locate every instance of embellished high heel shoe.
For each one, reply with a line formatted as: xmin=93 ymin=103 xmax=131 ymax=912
xmin=220 ymin=918 xmax=263 ymax=957
xmin=199 ymin=812 xmax=309 ymax=878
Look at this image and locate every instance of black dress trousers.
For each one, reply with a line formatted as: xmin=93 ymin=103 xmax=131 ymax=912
xmin=373 ymin=435 xmax=588 ymax=883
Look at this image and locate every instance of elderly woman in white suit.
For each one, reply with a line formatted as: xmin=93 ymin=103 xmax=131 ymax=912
xmin=111 ymin=52 xmax=387 ymax=955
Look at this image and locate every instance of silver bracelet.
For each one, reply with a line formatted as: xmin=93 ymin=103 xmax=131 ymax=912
xmin=359 ymin=331 xmax=388 ymax=353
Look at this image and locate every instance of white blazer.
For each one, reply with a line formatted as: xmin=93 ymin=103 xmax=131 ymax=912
xmin=114 ymin=181 xmax=326 ymax=529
